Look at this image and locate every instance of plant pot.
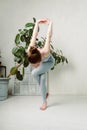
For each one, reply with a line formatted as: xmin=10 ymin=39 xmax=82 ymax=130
xmin=0 ymin=78 xmax=10 ymax=101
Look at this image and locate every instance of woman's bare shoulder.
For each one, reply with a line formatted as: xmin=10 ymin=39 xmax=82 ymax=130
xmin=37 ymin=48 xmax=50 ymax=59
xmin=37 ymin=48 xmax=44 ymax=57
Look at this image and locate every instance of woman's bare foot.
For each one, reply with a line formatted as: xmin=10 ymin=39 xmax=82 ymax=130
xmin=40 ymin=101 xmax=47 ymax=110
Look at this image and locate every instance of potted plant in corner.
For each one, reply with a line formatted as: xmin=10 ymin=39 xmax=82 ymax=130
xmin=0 ymin=52 xmax=10 ymax=101
xmin=7 ymin=17 xmax=68 ymax=81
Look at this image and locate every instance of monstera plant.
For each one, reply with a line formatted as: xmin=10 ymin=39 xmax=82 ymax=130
xmin=8 ymin=17 xmax=68 ymax=80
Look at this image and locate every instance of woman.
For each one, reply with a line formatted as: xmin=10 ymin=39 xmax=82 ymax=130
xmin=27 ymin=18 xmax=55 ymax=110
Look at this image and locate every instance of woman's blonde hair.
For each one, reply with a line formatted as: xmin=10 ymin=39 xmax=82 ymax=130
xmin=28 ymin=46 xmax=41 ymax=64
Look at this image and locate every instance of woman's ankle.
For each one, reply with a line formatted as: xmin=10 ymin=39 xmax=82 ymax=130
xmin=40 ymin=101 xmax=47 ymax=110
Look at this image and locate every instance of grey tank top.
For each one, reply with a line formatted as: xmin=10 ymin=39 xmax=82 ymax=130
xmin=42 ymin=53 xmax=52 ymax=62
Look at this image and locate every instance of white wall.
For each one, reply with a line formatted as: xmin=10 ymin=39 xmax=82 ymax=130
xmin=0 ymin=0 xmax=87 ymax=95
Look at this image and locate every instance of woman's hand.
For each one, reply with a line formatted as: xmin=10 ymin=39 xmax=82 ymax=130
xmin=37 ymin=18 xmax=50 ymax=24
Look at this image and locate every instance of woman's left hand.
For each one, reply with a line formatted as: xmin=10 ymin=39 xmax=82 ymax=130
xmin=37 ymin=18 xmax=50 ymax=24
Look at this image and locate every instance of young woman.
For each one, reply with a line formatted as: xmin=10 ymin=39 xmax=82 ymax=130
xmin=27 ymin=18 xmax=55 ymax=110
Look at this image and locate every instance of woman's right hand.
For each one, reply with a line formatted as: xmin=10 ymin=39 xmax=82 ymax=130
xmin=37 ymin=18 xmax=50 ymax=24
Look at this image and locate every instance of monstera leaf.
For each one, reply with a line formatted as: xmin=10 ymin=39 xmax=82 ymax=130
xmin=10 ymin=67 xmax=18 ymax=75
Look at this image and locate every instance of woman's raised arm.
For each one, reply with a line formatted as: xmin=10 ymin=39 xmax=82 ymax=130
xmin=27 ymin=18 xmax=52 ymax=56
xmin=42 ymin=20 xmax=52 ymax=56
xmin=27 ymin=21 xmax=39 ymax=51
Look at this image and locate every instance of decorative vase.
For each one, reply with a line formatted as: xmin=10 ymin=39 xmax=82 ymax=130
xmin=0 ymin=78 xmax=10 ymax=100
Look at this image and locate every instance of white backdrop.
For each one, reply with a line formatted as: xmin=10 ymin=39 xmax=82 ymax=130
xmin=0 ymin=0 xmax=87 ymax=95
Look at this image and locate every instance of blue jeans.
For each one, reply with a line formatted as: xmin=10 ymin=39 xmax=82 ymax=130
xmin=32 ymin=54 xmax=55 ymax=101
